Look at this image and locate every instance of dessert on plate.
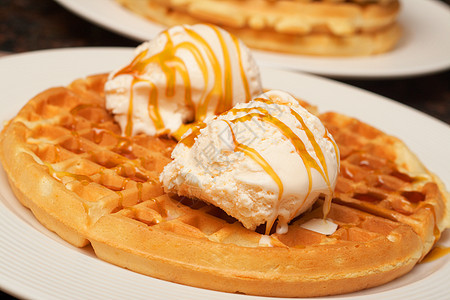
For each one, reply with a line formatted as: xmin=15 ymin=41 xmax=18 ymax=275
xmin=161 ymin=89 xmax=340 ymax=235
xmin=0 ymin=24 xmax=448 ymax=297
xmin=116 ymin=0 xmax=402 ymax=56
xmin=105 ymin=24 xmax=262 ymax=139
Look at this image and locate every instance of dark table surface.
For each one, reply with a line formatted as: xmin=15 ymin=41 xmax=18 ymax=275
xmin=0 ymin=0 xmax=449 ymax=298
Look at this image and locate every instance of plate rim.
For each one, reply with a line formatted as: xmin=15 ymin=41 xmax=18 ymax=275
xmin=52 ymin=0 xmax=450 ymax=79
xmin=0 ymin=47 xmax=449 ymax=300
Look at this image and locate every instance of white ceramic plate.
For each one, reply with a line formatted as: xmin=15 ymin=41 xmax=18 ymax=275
xmin=0 ymin=48 xmax=449 ymax=300
xmin=54 ymin=0 xmax=450 ymax=78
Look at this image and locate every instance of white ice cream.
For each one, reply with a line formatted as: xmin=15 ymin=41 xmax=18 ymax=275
xmin=160 ymin=90 xmax=340 ymax=234
xmin=104 ymin=24 xmax=262 ymax=138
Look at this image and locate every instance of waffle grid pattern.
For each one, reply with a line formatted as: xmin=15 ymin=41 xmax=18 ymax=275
xmin=9 ymin=74 xmax=444 ymax=249
xmin=1 ymin=74 xmax=448 ymax=297
xmin=320 ymin=112 xmax=447 ymax=255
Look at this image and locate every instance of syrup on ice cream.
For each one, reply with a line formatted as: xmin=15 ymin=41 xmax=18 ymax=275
xmin=105 ymin=24 xmax=262 ymax=139
xmin=161 ymin=90 xmax=340 ymax=234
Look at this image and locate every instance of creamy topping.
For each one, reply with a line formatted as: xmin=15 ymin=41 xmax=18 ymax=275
xmin=300 ymin=218 xmax=338 ymax=236
xmin=105 ymin=24 xmax=262 ymax=139
xmin=258 ymin=235 xmax=274 ymax=247
xmin=161 ymin=90 xmax=340 ymax=234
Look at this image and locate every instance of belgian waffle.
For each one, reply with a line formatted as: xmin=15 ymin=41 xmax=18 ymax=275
xmin=1 ymin=74 xmax=448 ymax=297
xmin=116 ymin=0 xmax=402 ymax=56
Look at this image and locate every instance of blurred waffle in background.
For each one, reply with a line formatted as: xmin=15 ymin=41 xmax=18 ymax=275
xmin=116 ymin=0 xmax=402 ymax=56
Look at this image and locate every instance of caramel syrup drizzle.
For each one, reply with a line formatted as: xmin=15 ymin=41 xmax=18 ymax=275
xmin=70 ymin=103 xmax=103 ymax=116
xmin=111 ymin=25 xmax=252 ymax=137
xmin=180 ymin=97 xmax=338 ymax=233
xmin=420 ymin=203 xmax=442 ymax=243
xmin=209 ymin=25 xmax=233 ymax=115
xmin=230 ymin=105 xmax=334 ymax=228
xmin=44 ymin=162 xmax=92 ymax=184
xmin=231 ymin=34 xmax=251 ymax=102
xmin=179 ymin=122 xmax=207 ymax=148
xmin=223 ymin=120 xmax=283 ymax=234
xmin=49 ymin=108 xmax=154 ymax=198
xmin=185 ymin=27 xmax=224 ymax=120
xmin=420 ymin=246 xmax=450 ymax=263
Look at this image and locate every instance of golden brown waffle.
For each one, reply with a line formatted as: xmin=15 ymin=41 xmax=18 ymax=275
xmin=116 ymin=0 xmax=401 ymax=56
xmin=320 ymin=112 xmax=450 ymax=258
xmin=1 ymin=74 xmax=449 ymax=297
xmin=0 ymin=74 xmax=176 ymax=247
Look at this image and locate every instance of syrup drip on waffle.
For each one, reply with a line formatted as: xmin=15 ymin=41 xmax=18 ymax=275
xmin=40 ymin=91 xmax=175 ymax=213
xmin=2 ymin=73 xmax=448 ymax=297
xmin=421 ymin=246 xmax=450 ymax=263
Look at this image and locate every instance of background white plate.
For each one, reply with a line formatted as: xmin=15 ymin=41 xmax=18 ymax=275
xmin=54 ymin=0 xmax=450 ymax=78
xmin=0 ymin=48 xmax=449 ymax=300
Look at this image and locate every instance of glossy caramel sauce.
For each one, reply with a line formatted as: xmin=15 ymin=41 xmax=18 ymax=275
xmin=109 ymin=24 xmax=252 ymax=137
xmin=223 ymin=120 xmax=283 ymax=234
xmin=180 ymin=95 xmax=338 ymax=233
xmin=230 ymin=99 xmax=337 ymax=225
xmin=105 ymin=26 xmax=340 ymax=232
xmin=420 ymin=246 xmax=450 ymax=263
xmin=45 ymin=162 xmax=92 ymax=184
xmin=70 ymin=103 xmax=102 ymax=116
xmin=42 ymin=102 xmax=160 ymax=204
xmin=179 ymin=122 xmax=206 ymax=147
xmin=421 ymin=203 xmax=441 ymax=242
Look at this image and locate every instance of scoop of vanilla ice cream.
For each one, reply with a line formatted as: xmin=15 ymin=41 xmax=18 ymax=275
xmin=160 ymin=90 xmax=340 ymax=234
xmin=104 ymin=24 xmax=262 ymax=138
